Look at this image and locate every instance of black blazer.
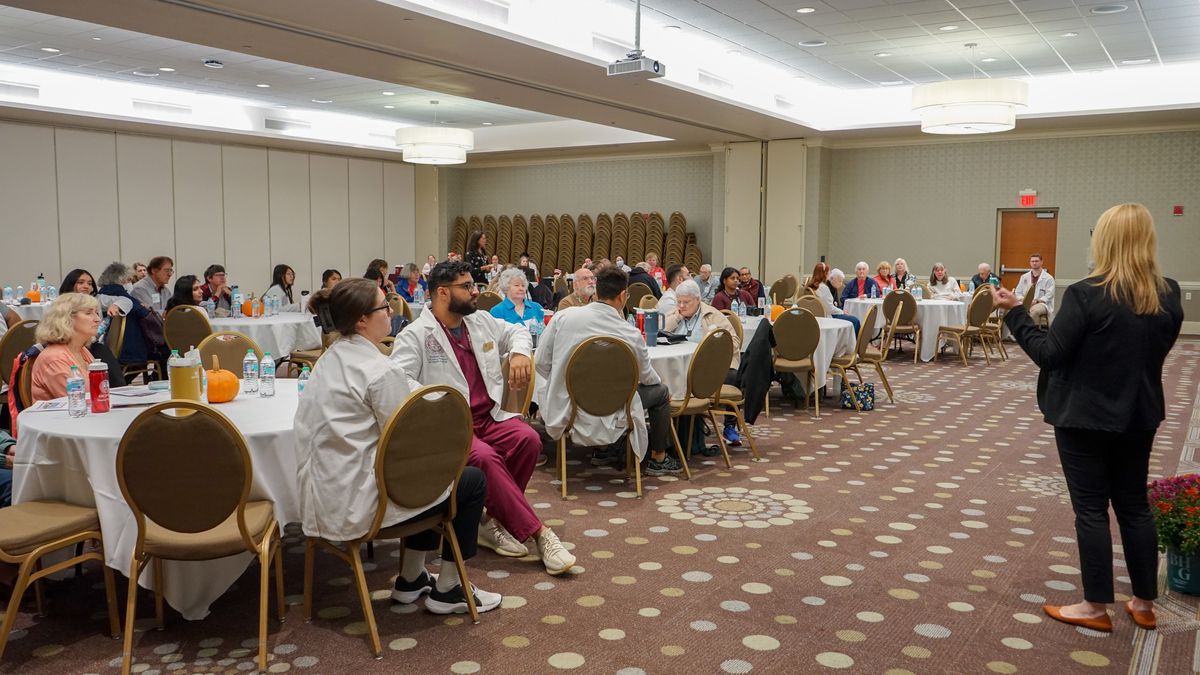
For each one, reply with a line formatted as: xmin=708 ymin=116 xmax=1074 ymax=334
xmin=1005 ymin=276 xmax=1183 ymax=432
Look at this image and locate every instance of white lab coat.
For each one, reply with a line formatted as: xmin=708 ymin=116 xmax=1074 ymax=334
xmin=929 ymin=277 xmax=964 ymax=300
xmin=264 ymin=284 xmax=301 ymax=312
xmin=535 ymin=303 xmax=654 ymax=459
xmin=391 ymin=307 xmax=532 ymax=423
xmin=294 ymin=334 xmax=450 ymax=541
xmin=656 ymin=288 xmax=677 ymax=318
xmin=1015 ymin=271 xmax=1056 ymax=313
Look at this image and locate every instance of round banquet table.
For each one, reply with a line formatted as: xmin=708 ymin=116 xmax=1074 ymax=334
xmin=740 ymin=315 xmax=764 ymax=351
xmin=13 ymin=382 xmax=303 ymax=620
xmin=209 ymin=313 xmax=321 ymax=357
xmin=5 ymin=301 xmax=49 ymax=321
xmin=843 ymin=297 xmax=967 ymax=362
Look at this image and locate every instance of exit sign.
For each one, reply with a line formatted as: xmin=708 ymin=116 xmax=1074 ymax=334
xmin=1019 ymin=189 xmax=1038 ymax=207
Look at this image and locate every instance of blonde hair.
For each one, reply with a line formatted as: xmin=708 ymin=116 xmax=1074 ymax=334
xmin=1089 ymin=203 xmax=1166 ymax=315
xmin=876 ymin=260 xmax=892 ymax=275
xmin=36 ymin=293 xmax=100 ymax=345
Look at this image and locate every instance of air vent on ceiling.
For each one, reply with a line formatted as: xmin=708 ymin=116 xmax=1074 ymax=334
xmin=132 ymin=99 xmax=191 ymax=116
xmin=698 ymin=70 xmax=733 ymax=91
xmin=264 ymin=118 xmax=311 ymax=132
xmin=0 ymin=81 xmax=40 ymax=100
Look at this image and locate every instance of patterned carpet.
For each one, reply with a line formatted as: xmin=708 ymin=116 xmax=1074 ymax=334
xmin=3 ymin=339 xmax=1199 ymax=674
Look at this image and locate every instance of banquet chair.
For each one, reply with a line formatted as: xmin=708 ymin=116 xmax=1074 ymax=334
xmin=782 ymin=274 xmax=800 ymax=302
xmin=0 ymin=319 xmax=38 ymax=393
xmin=718 ymin=309 xmax=744 ymax=344
xmin=669 ymin=328 xmax=735 ymax=468
xmin=856 ymin=304 xmax=900 ymax=404
xmin=916 ymin=281 xmax=933 ymax=298
xmin=387 ymin=292 xmax=413 ymax=322
xmin=0 ymin=501 xmax=120 ymax=662
xmin=116 ymin=401 xmax=284 ymax=675
xmin=553 ymin=275 xmax=568 ymax=299
xmin=882 ymin=289 xmax=920 ymax=363
xmin=625 ymin=283 xmax=653 ymax=313
xmin=197 ymin=331 xmax=264 ymax=375
xmin=288 ymin=330 xmax=338 ymax=376
xmin=1021 ymin=284 xmax=1048 ymax=329
xmin=771 ymin=307 xmax=821 ymax=417
xmin=638 ymin=294 xmax=659 ymax=310
xmin=105 ymin=315 xmax=153 ymax=383
xmin=304 ymin=386 xmax=480 ymax=657
xmin=935 ymin=290 xmax=994 ymax=366
xmin=795 ymin=296 xmax=826 ymax=318
xmin=797 ymin=286 xmax=816 ymax=298
xmin=829 ymin=304 xmax=879 ymax=411
xmin=377 ymin=336 xmax=395 ymax=356
xmin=477 ymin=291 xmax=503 ymax=312
xmin=976 ymin=287 xmax=1008 ymax=361
xmin=501 ymin=355 xmax=536 ymax=418
xmin=164 ymin=305 xmax=213 ymax=353
xmin=768 ymin=280 xmax=790 ymax=306
xmin=14 ymin=348 xmax=38 ymax=409
xmin=558 ymin=337 xmax=643 ymax=497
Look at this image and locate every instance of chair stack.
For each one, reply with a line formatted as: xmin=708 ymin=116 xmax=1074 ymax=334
xmin=542 ymin=214 xmax=560 ymax=275
xmin=627 ymin=213 xmax=646 ymax=266
xmin=497 ymin=215 xmax=513 ymax=264
xmin=646 ymin=212 xmax=666 ymax=262
xmin=593 ymin=213 xmax=612 ymax=262
xmin=613 ymin=213 xmax=630 ymax=262
xmin=452 ymin=217 xmax=469 ymax=257
xmin=574 ymin=214 xmax=593 ymax=269
xmin=511 ymin=215 xmax=528 ymax=258
xmin=684 ymin=233 xmax=703 ymax=273
xmin=665 ymin=212 xmax=687 ymax=266
xmin=467 ymin=216 xmax=483 ymax=254
xmin=558 ymin=214 xmax=576 ymax=274
xmin=527 ymin=215 xmax=544 ymax=265
xmin=482 ymin=215 xmax=498 ymax=255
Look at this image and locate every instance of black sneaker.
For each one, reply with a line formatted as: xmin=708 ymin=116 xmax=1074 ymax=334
xmin=698 ymin=444 xmax=722 ymax=457
xmin=391 ymin=571 xmax=436 ymax=604
xmin=644 ymin=455 xmax=684 ymax=476
xmin=590 ymin=446 xmax=620 ymax=467
xmin=424 ymin=583 xmax=502 ymax=615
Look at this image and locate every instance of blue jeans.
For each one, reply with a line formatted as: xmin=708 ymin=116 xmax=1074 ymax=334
xmin=832 ymin=312 xmax=861 ymax=335
xmin=0 ymin=467 xmax=11 ymax=508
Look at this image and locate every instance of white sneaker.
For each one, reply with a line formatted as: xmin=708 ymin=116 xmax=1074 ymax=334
xmin=425 ymin=583 xmax=502 ymax=615
xmin=535 ymin=528 xmax=576 ymax=576
xmin=478 ymin=518 xmax=529 ymax=557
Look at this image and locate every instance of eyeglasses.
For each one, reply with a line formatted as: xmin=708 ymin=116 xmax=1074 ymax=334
xmin=446 ymin=281 xmax=477 ymax=293
xmin=366 ymin=303 xmax=392 ymax=315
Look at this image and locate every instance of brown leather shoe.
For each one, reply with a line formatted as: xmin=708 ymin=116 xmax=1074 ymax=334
xmin=1125 ymin=601 xmax=1157 ymax=630
xmin=1043 ymin=604 xmax=1113 ymax=632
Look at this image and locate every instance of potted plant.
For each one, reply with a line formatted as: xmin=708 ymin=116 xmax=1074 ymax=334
xmin=1149 ymin=473 xmax=1200 ymax=594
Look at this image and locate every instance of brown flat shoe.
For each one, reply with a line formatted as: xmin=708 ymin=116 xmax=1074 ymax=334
xmin=1043 ymin=604 xmax=1113 ymax=632
xmin=1125 ymin=601 xmax=1157 ymax=630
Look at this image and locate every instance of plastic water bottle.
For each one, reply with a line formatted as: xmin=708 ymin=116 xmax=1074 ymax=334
xmin=205 ymin=298 xmax=215 ymax=317
xmin=35 ymin=272 xmax=45 ymax=293
xmin=298 ymin=366 xmax=310 ymax=395
xmin=730 ymin=299 xmax=740 ymax=317
xmin=3 ymin=286 xmax=12 ymax=302
xmin=242 ymin=349 xmax=259 ymax=393
xmin=259 ymin=352 xmax=275 ymax=397
xmin=15 ymin=285 xmax=23 ymax=300
xmin=232 ymin=286 xmax=243 ymax=318
xmin=67 ymin=366 xmax=88 ymax=418
xmin=46 ymin=285 xmax=57 ymax=301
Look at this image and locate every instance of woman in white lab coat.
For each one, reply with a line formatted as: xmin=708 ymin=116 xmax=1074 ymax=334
xmin=263 ymin=264 xmax=301 ymax=312
xmin=294 ymin=278 xmax=501 ymax=615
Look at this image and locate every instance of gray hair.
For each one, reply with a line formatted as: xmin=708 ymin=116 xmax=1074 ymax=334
xmin=675 ymin=279 xmax=701 ymax=299
xmin=498 ymin=267 xmax=528 ymax=294
xmin=99 ymin=261 xmax=129 ymax=288
xmin=854 ymin=261 xmax=869 ymax=272
xmin=403 ymin=262 xmax=419 ymax=278
xmin=829 ymin=268 xmax=846 ymax=282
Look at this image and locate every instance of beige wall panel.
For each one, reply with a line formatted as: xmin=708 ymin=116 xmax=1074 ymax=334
xmin=311 ymin=155 xmax=351 ymax=292
xmin=267 ymin=150 xmax=311 ymax=298
xmin=117 ymin=134 xmax=175 ymax=268
xmin=386 ymin=161 xmax=418 ymax=268
xmin=56 ymin=128 xmax=121 ymax=277
xmin=0 ymin=122 xmax=60 ymax=286
xmin=221 ymin=146 xmax=270 ymax=293
xmin=764 ymin=139 xmax=806 ymax=284
xmin=722 ymin=142 xmax=763 ymax=274
xmin=346 ymin=158 xmax=383 ymax=278
xmin=172 ymin=141 xmax=225 ymax=278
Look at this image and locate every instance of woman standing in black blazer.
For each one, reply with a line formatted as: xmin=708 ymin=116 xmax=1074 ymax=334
xmin=995 ymin=203 xmax=1183 ymax=633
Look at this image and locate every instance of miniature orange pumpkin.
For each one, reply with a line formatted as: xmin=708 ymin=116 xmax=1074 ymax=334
xmin=206 ymin=355 xmax=239 ymax=403
xmin=241 ymin=298 xmax=260 ymax=318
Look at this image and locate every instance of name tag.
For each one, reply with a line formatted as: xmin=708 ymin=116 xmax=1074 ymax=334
xmin=483 ymin=341 xmax=494 ymax=353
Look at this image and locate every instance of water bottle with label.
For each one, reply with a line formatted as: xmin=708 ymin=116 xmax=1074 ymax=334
xmin=298 ymin=366 xmax=310 ymax=395
xmin=46 ymin=285 xmax=57 ymax=301
xmin=35 ymin=273 xmax=45 ymax=293
xmin=232 ymin=293 xmax=243 ymax=318
xmin=3 ymin=286 xmax=11 ymax=302
xmin=259 ymin=352 xmax=275 ymax=397
xmin=738 ymin=299 xmax=747 ymax=318
xmin=730 ymin=299 xmax=740 ymax=317
xmin=242 ymin=349 xmax=259 ymax=393
xmin=67 ymin=366 xmax=88 ymax=418
xmin=15 ymin=285 xmax=23 ymax=300
xmin=205 ymin=297 xmax=216 ymax=317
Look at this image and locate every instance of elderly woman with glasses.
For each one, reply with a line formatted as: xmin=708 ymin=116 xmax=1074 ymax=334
xmin=29 ymin=293 xmax=102 ymax=402
xmin=490 ymin=267 xmax=545 ymax=325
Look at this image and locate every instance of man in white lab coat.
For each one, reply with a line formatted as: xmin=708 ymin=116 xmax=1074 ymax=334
xmin=393 ymin=261 xmax=576 ymax=575
xmin=536 ymin=266 xmax=683 ymax=476
xmin=1014 ymin=253 xmax=1056 ymax=326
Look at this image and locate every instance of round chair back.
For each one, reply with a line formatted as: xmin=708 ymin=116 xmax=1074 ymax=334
xmin=377 ymin=385 xmax=473 ymax=511
xmin=687 ymin=329 xmax=734 ymax=401
xmin=476 ymin=291 xmax=503 ymax=312
xmin=772 ymin=308 xmax=820 ymax=362
xmin=565 ymin=336 xmax=638 ymax=418
xmin=795 ymin=296 xmax=826 ymax=318
xmin=165 ymin=305 xmax=214 ymax=353
xmin=198 ymin=331 xmax=264 ymax=376
xmin=0 ymin=319 xmax=38 ymax=385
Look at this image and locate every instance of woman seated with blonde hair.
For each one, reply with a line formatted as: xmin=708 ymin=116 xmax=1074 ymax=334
xmin=29 ymin=293 xmax=102 ymax=402
xmin=874 ymin=260 xmax=896 ymax=291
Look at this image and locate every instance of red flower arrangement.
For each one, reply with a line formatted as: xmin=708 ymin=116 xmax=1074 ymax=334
xmin=1148 ymin=474 xmax=1200 ymax=554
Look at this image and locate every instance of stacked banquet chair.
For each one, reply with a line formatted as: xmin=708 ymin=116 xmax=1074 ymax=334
xmin=575 ymin=214 xmax=593 ymax=270
xmin=593 ymin=213 xmax=612 ymax=262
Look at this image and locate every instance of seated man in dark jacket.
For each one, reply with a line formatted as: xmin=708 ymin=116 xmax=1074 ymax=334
xmin=840 ymin=261 xmax=882 ymax=302
xmin=628 ymin=263 xmax=663 ymax=298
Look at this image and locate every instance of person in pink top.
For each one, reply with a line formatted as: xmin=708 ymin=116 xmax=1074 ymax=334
xmin=29 ymin=293 xmax=101 ymax=402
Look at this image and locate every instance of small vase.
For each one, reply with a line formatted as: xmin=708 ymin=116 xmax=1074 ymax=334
xmin=1166 ymin=547 xmax=1200 ymax=595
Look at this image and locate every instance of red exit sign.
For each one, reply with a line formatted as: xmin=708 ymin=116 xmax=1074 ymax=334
xmin=1019 ymin=189 xmax=1038 ymax=207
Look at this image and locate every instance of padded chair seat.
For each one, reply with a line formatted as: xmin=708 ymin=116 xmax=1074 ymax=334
xmin=829 ymin=355 xmax=856 ymax=368
xmin=144 ymin=500 xmax=275 ymax=561
xmin=938 ymin=325 xmax=979 ymax=336
xmin=773 ymin=357 xmax=813 ymax=371
xmin=671 ymin=397 xmax=712 ymax=415
xmin=0 ymin=501 xmax=100 ymax=556
xmin=893 ymin=324 xmax=919 ymax=333
xmin=290 ymin=349 xmax=321 ymax=363
xmin=863 ymin=347 xmax=883 ymax=360
xmin=718 ymin=384 xmax=743 ymax=402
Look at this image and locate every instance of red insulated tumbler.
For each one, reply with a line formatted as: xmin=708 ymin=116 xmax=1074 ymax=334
xmin=88 ymin=359 xmax=110 ymax=413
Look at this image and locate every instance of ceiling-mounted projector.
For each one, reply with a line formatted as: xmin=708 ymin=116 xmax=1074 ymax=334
xmin=607 ymin=55 xmax=665 ymax=78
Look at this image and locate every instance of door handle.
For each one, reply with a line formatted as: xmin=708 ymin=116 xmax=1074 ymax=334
xmin=1000 ymin=266 xmax=1031 ymax=274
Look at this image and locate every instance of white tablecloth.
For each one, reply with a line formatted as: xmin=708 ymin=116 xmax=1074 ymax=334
xmin=5 ymin=301 xmax=49 ymax=321
xmin=843 ymin=297 xmax=967 ymax=362
xmin=813 ymin=317 xmax=857 ymax=389
xmin=741 ymin=316 xmax=764 ymax=350
xmin=210 ymin=314 xmax=320 ymax=357
xmin=14 ymin=383 xmax=303 ymax=620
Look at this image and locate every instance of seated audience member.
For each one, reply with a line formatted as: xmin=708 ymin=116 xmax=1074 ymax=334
xmin=486 ymin=256 xmax=502 ymax=285
xmin=808 ymin=263 xmax=861 ymax=334
xmin=928 ymin=263 xmax=962 ymax=299
xmin=421 ymin=255 xmax=438 ymax=277
xmin=970 ymin=262 xmax=1000 ymax=291
xmin=397 ymin=263 xmax=429 ymax=303
xmin=264 ymin=264 xmax=300 ymax=312
xmin=166 ymin=275 xmax=203 ymax=312
xmin=557 ymin=266 xmax=596 ymax=311
xmin=693 ymin=264 xmax=718 ymax=303
xmin=655 ymin=264 xmax=690 ymax=317
xmin=321 ymin=269 xmax=342 ymax=290
xmin=663 ymin=279 xmax=745 ymax=445
xmin=392 ymin=261 xmax=575 ymax=575
xmin=613 ymin=256 xmax=632 ymax=273
xmin=516 ymin=252 xmax=539 ymax=281
xmin=536 ymin=265 xmax=682 ymax=476
xmin=491 ymin=268 xmax=546 ymax=325
xmin=131 ymin=256 xmax=174 ymax=315
xmin=711 ymin=267 xmax=755 ymax=312
xmin=295 ymin=278 xmax=500 ymax=614
xmin=201 ymin=264 xmax=233 ymax=315
xmin=841 ymin=261 xmax=882 ymax=302
xmin=447 ymin=251 xmax=460 ymax=262
xmin=738 ymin=267 xmax=766 ymax=304
xmin=628 ymin=262 xmax=663 ymax=298
xmin=367 ymin=258 xmax=397 ymax=294
xmin=645 ymin=253 xmax=667 ymax=289
xmin=29 ymin=293 xmax=101 ymax=402
xmin=874 ymin=261 xmax=896 ymax=291
xmin=827 ymin=268 xmax=847 ymax=308
xmin=1014 ymin=253 xmax=1056 ymax=324
xmin=123 ymin=261 xmax=148 ymax=292
xmin=893 ymin=258 xmax=915 ymax=290
xmin=98 ymin=262 xmax=158 ymax=371
xmin=59 ymin=269 xmax=127 ymax=387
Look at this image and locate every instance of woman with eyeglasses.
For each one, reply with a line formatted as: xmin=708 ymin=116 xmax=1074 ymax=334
xmin=294 ymin=277 xmax=501 ymax=615
xmin=28 ymin=293 xmax=103 ymax=402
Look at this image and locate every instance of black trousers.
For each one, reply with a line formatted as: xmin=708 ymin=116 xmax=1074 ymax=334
xmin=638 ymin=383 xmax=671 ymax=454
xmin=402 ymin=466 xmax=486 ymax=560
xmin=1055 ymin=427 xmax=1158 ymax=603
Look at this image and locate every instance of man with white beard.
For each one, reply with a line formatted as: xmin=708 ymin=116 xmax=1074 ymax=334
xmin=556 ymin=266 xmax=596 ymax=311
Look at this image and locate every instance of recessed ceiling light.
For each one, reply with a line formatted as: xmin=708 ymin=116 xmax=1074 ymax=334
xmin=382 ymin=91 xmax=395 ymax=96
xmin=90 ymin=36 xmax=102 ymax=41
xmin=383 ymin=104 xmax=395 ymax=109
xmin=131 ymin=70 xmax=159 ymax=78
xmin=1090 ymin=4 xmax=1127 ymax=14
xmin=481 ymin=122 xmax=494 ymax=126
xmin=256 ymin=83 xmax=270 ymax=88
xmin=880 ymin=80 xmax=905 ymax=86
xmin=311 ymin=99 xmax=332 ymax=104
xmin=796 ymin=7 xmax=816 ymax=13
xmin=158 ymin=67 xmax=175 ymax=72
xmin=40 ymin=47 xmax=60 ymax=53
xmin=939 ymin=25 xmax=959 ymax=31
xmin=664 ymin=25 xmax=681 ymax=31
xmin=798 ymin=39 xmax=827 ymax=47
xmin=1062 ymin=32 xmax=1079 ymax=38
xmin=202 ymin=59 xmax=224 ymax=69
xmin=981 ymin=57 xmax=997 ymax=63
xmin=1121 ymin=58 xmax=1152 ymax=65
xmin=874 ymin=51 xmax=891 ymax=57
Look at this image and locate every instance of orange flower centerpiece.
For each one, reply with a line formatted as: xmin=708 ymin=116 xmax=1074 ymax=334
xmin=1148 ymin=474 xmax=1200 ymax=593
